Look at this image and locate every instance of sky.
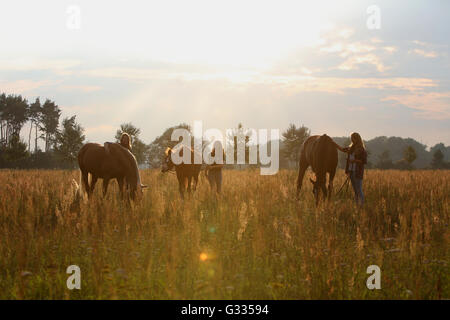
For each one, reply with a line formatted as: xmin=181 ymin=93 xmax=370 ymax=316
xmin=1 ymin=0 xmax=449 ymax=147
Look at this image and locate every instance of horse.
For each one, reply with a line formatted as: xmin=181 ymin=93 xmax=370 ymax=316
xmin=161 ymin=146 xmax=202 ymax=199
xmin=296 ymin=134 xmax=338 ymax=205
xmin=77 ymin=142 xmax=146 ymax=200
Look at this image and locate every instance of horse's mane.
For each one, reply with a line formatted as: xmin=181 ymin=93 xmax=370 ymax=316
xmin=165 ymin=144 xmax=202 ymax=164
xmin=107 ymin=143 xmax=141 ymax=188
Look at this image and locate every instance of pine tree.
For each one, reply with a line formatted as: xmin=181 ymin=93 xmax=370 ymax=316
xmin=55 ymin=116 xmax=85 ymax=167
xmin=281 ymin=124 xmax=310 ymax=165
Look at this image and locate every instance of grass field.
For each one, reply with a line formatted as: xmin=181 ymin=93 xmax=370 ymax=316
xmin=0 ymin=168 xmax=448 ymax=299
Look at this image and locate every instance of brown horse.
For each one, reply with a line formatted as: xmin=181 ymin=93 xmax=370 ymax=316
xmin=77 ymin=142 xmax=146 ymax=199
xmin=296 ymin=134 xmax=338 ymax=205
xmin=161 ymin=146 xmax=202 ymax=199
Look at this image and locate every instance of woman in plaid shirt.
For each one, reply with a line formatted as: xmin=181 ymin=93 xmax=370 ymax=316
xmin=336 ymin=132 xmax=367 ymax=206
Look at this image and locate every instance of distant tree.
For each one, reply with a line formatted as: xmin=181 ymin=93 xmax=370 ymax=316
xmin=0 ymin=93 xmax=6 ymax=146
xmin=115 ymin=123 xmax=141 ymax=142
xmin=365 ymin=136 xmax=430 ymax=168
xmin=226 ymin=123 xmax=255 ymax=168
xmin=132 ymin=138 xmax=150 ymax=165
xmin=8 ymin=95 xmax=29 ymax=138
xmin=0 ymin=135 xmax=29 ymax=163
xmin=147 ymin=123 xmax=191 ymax=168
xmin=431 ymin=149 xmax=445 ymax=169
xmin=55 ymin=116 xmax=85 ymax=167
xmin=403 ymin=145 xmax=417 ymax=166
xmin=281 ymin=124 xmax=310 ymax=166
xmin=0 ymin=94 xmax=29 ymax=145
xmin=40 ymin=99 xmax=61 ymax=151
xmin=28 ymin=97 xmax=42 ymax=152
xmin=115 ymin=122 xmax=149 ymax=165
xmin=376 ymin=150 xmax=393 ymax=169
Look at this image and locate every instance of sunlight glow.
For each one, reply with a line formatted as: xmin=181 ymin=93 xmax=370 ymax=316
xmin=141 ymin=0 xmax=329 ymax=68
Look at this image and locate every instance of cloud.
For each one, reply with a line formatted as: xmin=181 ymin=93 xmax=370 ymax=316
xmin=0 ymin=58 xmax=81 ymax=73
xmin=346 ymin=106 xmax=367 ymax=111
xmin=61 ymin=105 xmax=110 ymax=116
xmin=338 ymin=54 xmax=388 ymax=72
xmin=58 ymin=85 xmax=102 ymax=93
xmin=81 ymin=68 xmax=159 ymax=81
xmin=264 ymin=77 xmax=436 ymax=95
xmin=383 ymin=46 xmax=398 ymax=53
xmin=383 ymin=91 xmax=450 ymax=119
xmin=412 ymin=40 xmax=427 ymax=46
xmin=409 ymin=49 xmax=438 ymax=58
xmin=0 ymin=79 xmax=55 ymax=93
xmin=309 ymin=27 xmax=397 ymax=74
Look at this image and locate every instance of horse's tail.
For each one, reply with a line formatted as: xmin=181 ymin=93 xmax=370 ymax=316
xmin=316 ymin=134 xmax=331 ymax=180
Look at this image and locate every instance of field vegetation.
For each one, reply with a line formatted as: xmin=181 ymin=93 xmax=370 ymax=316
xmin=0 ymin=169 xmax=448 ymax=299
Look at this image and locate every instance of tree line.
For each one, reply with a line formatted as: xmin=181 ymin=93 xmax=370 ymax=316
xmin=0 ymin=93 xmax=85 ymax=168
xmin=1 ymin=92 xmax=449 ymax=170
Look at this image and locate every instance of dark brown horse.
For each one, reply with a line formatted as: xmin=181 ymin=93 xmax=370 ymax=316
xmin=161 ymin=146 xmax=202 ymax=199
xmin=296 ymin=134 xmax=338 ymax=204
xmin=77 ymin=142 xmax=146 ymax=199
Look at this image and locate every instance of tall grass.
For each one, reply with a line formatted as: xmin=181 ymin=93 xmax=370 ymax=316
xmin=0 ymin=169 xmax=448 ymax=299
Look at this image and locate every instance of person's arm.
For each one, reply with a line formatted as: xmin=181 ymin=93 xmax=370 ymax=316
xmin=333 ymin=141 xmax=348 ymax=153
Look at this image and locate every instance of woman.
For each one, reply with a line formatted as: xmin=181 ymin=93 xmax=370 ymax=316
xmin=205 ymin=143 xmax=225 ymax=194
xmin=104 ymin=132 xmax=132 ymax=152
xmin=119 ymin=132 xmax=132 ymax=151
xmin=336 ymin=132 xmax=367 ymax=206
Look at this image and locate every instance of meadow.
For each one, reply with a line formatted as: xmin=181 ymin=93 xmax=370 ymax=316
xmin=0 ymin=168 xmax=448 ymax=299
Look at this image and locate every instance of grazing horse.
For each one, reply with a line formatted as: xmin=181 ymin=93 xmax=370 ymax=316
xmin=296 ymin=134 xmax=338 ymax=205
xmin=161 ymin=146 xmax=202 ymax=199
xmin=77 ymin=142 xmax=146 ymax=200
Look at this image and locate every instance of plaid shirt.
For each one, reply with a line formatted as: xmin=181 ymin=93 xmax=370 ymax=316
xmin=345 ymin=146 xmax=367 ymax=179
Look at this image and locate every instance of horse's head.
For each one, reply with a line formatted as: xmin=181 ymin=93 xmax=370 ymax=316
xmin=112 ymin=143 xmax=147 ymax=200
xmin=127 ymin=179 xmax=147 ymax=200
xmin=161 ymin=147 xmax=175 ymax=173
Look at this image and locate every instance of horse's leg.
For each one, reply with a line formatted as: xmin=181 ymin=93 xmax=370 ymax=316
xmin=193 ymin=174 xmax=199 ymax=192
xmin=89 ymin=175 xmax=98 ymax=197
xmin=187 ymin=176 xmax=193 ymax=195
xmin=320 ymin=182 xmax=328 ymax=203
xmin=102 ymin=178 xmax=110 ymax=197
xmin=117 ymin=177 xmax=125 ymax=199
xmin=178 ymin=176 xmax=186 ymax=199
xmin=296 ymin=161 xmax=308 ymax=199
xmin=179 ymin=182 xmax=185 ymax=199
xmin=328 ymin=169 xmax=336 ymax=201
xmin=216 ymin=170 xmax=222 ymax=194
xmin=81 ymin=170 xmax=90 ymax=197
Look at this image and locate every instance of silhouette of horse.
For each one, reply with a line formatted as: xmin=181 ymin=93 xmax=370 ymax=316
xmin=296 ymin=134 xmax=338 ymax=205
xmin=161 ymin=146 xmax=202 ymax=199
xmin=77 ymin=142 xmax=146 ymax=200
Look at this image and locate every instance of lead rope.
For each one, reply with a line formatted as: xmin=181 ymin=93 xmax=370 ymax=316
xmin=335 ymin=176 xmax=350 ymax=196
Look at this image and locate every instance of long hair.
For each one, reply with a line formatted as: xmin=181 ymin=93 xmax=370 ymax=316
xmin=120 ymin=133 xmax=132 ymax=150
xmin=349 ymin=132 xmax=365 ymax=152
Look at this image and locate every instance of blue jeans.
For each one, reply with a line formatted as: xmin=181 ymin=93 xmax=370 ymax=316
xmin=350 ymin=171 xmax=364 ymax=206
